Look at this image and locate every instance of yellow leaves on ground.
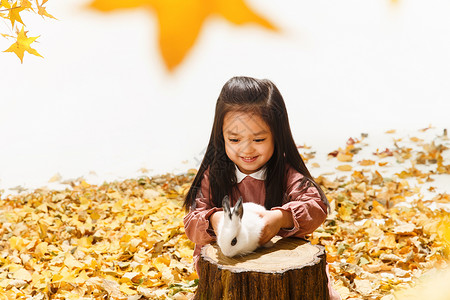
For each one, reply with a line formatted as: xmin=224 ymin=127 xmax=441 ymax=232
xmin=336 ymin=164 xmax=353 ymax=172
xmin=88 ymin=0 xmax=277 ymax=71
xmin=1 ymin=129 xmax=448 ymax=299
xmin=359 ymin=159 xmax=376 ymax=166
xmin=315 ymin=129 xmax=450 ymax=299
xmin=328 ymin=137 xmax=363 ymax=172
xmin=0 ymin=174 xmax=197 ymax=299
xmin=4 ymin=26 xmax=43 ymax=63
xmin=395 ymin=268 xmax=450 ymax=300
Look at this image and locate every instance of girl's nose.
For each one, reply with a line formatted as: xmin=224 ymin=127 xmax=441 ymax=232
xmin=240 ymin=140 xmax=255 ymax=154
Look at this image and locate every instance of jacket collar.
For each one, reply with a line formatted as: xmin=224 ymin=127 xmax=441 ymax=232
xmin=235 ymin=165 xmax=267 ymax=183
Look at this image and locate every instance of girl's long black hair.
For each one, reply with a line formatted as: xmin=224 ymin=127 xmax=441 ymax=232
xmin=183 ymin=76 xmax=329 ymax=212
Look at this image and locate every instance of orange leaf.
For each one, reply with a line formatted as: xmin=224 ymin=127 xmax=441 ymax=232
xmin=358 ymin=159 xmax=375 ymax=166
xmin=337 ymin=152 xmax=353 ymax=162
xmin=88 ymin=0 xmax=278 ymax=71
xmin=336 ymin=165 xmax=353 ymax=172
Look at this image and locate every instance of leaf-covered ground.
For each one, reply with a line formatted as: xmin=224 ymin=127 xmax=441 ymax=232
xmin=0 ymin=128 xmax=449 ymax=299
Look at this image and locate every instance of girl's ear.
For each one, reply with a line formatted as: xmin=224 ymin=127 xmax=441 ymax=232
xmin=222 ymin=195 xmax=232 ymax=219
xmin=233 ymin=196 xmax=244 ymax=220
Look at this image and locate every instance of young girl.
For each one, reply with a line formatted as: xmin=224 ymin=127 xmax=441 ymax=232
xmin=183 ymin=76 xmax=340 ymax=299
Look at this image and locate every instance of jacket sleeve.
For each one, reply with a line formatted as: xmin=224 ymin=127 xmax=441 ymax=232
xmin=271 ymin=167 xmax=327 ymax=238
xmin=183 ymin=170 xmax=222 ymax=245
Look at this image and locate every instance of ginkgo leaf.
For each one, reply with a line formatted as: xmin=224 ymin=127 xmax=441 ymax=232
xmin=12 ymin=268 xmax=32 ymax=282
xmin=88 ymin=0 xmax=277 ymax=71
xmin=4 ymin=26 xmax=43 ymax=63
xmin=336 ymin=164 xmax=353 ymax=171
xmin=337 ymin=152 xmax=353 ymax=162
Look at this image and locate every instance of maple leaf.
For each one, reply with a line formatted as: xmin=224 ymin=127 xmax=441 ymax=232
xmin=1 ymin=0 xmax=11 ymax=9
xmin=88 ymin=0 xmax=277 ymax=71
xmin=36 ymin=0 xmax=56 ymax=19
xmin=21 ymin=0 xmax=34 ymax=10
xmin=7 ymin=1 xmax=26 ymax=27
xmin=4 ymin=26 xmax=43 ymax=63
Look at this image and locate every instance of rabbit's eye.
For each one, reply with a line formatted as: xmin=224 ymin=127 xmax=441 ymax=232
xmin=231 ymin=237 xmax=237 ymax=246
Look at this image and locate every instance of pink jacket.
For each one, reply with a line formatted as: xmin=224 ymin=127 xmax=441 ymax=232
xmin=183 ymin=164 xmax=328 ymax=269
xmin=183 ymin=164 xmax=340 ymax=300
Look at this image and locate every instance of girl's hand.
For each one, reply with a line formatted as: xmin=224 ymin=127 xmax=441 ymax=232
xmin=258 ymin=209 xmax=294 ymax=245
xmin=209 ymin=211 xmax=224 ymax=236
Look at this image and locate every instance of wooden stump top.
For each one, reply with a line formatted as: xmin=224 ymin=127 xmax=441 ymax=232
xmin=201 ymin=236 xmax=324 ymax=273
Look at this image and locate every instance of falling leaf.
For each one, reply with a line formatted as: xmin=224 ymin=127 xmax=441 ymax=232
xmin=4 ymin=26 xmax=43 ymax=63
xmin=7 ymin=1 xmax=26 ymax=27
xmin=36 ymin=0 xmax=56 ymax=19
xmin=88 ymin=0 xmax=277 ymax=71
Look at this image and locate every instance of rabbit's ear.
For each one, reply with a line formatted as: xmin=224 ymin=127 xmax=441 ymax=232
xmin=222 ymin=195 xmax=232 ymax=219
xmin=233 ymin=196 xmax=244 ymax=220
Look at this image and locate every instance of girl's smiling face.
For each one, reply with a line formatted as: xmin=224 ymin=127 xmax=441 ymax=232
xmin=223 ymin=111 xmax=274 ymax=175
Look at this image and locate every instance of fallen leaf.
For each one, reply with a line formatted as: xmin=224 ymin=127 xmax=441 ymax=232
xmin=12 ymin=268 xmax=32 ymax=282
xmin=354 ymin=279 xmax=374 ymax=297
xmin=337 ymin=152 xmax=353 ymax=162
xmin=336 ymin=165 xmax=353 ymax=172
xmin=358 ymin=159 xmax=375 ymax=166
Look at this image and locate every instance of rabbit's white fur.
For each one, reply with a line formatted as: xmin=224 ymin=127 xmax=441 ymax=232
xmin=217 ymin=196 xmax=269 ymax=257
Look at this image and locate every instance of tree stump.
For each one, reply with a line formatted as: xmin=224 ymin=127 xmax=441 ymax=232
xmin=194 ymin=237 xmax=329 ymax=300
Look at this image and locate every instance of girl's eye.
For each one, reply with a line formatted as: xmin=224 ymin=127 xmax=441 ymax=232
xmin=254 ymin=138 xmax=266 ymax=142
xmin=228 ymin=138 xmax=239 ymax=143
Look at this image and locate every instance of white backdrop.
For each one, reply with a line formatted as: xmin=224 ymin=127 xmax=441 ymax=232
xmin=1 ymin=0 xmax=449 ymax=194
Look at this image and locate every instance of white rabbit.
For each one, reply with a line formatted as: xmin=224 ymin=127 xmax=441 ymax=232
xmin=217 ymin=195 xmax=271 ymax=257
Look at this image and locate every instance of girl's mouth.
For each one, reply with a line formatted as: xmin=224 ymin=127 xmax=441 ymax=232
xmin=240 ymin=156 xmax=258 ymax=163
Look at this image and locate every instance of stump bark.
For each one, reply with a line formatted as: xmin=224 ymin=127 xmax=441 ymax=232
xmin=194 ymin=237 xmax=329 ymax=300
